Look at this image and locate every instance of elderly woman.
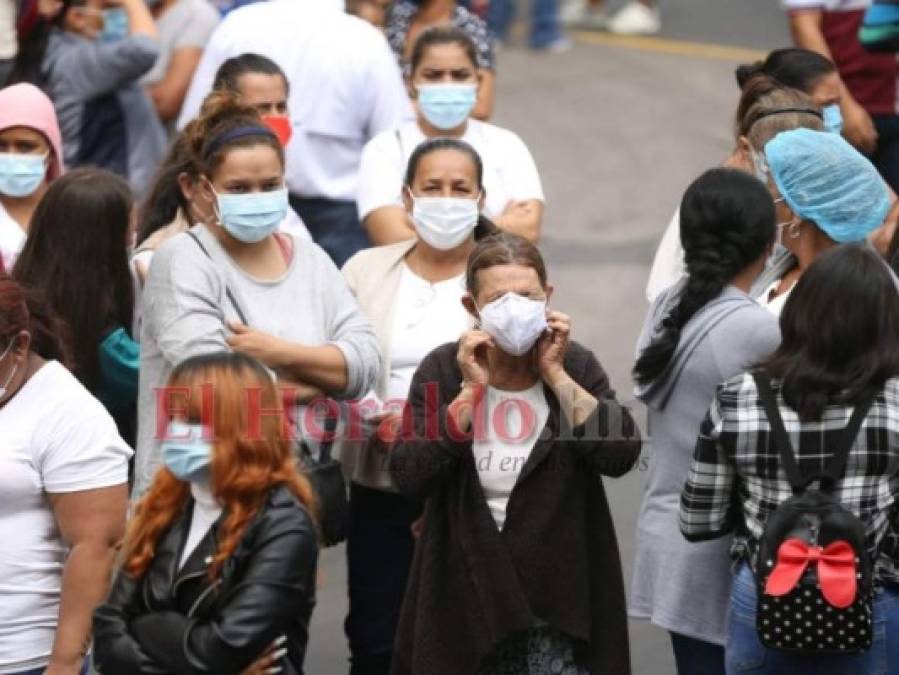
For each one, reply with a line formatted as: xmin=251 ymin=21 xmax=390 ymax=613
xmin=388 ymin=232 xmax=641 ymax=675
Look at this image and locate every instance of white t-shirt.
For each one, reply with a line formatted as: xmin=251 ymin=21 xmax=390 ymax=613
xmin=357 ymin=119 xmax=545 ymax=222
xmin=0 ymin=202 xmax=25 ymax=273
xmin=387 ymin=264 xmax=469 ymax=401
xmin=0 ymin=361 xmax=131 ymax=673
xmin=759 ymin=279 xmax=795 ymax=317
xmin=179 ymin=481 xmax=223 ymax=569
xmin=472 ymin=381 xmax=550 ymax=531
xmin=645 ymin=208 xmax=684 ymax=303
xmin=178 ymin=0 xmax=411 ymax=200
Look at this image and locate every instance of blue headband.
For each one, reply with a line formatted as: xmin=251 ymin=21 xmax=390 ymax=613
xmin=203 ymin=125 xmax=277 ymax=160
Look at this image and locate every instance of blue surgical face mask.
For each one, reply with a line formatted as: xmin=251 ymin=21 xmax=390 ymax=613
xmin=416 ymin=83 xmax=478 ymax=131
xmin=0 ymin=152 xmax=48 ymax=197
xmin=210 ymin=184 xmax=288 ymax=243
xmin=100 ymin=7 xmax=129 ymax=42
xmin=161 ymin=421 xmax=213 ymax=482
xmin=823 ymin=104 xmax=843 ymax=135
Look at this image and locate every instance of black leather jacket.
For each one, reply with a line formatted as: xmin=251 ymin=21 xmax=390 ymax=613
xmin=93 ymin=485 xmax=318 ymax=675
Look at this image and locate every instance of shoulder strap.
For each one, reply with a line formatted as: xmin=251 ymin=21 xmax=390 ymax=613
xmin=186 ymin=230 xmax=249 ymax=325
xmin=753 ymin=370 xmax=877 ymax=494
xmin=753 ymin=370 xmax=805 ymax=494
xmin=820 ymin=391 xmax=876 ymax=491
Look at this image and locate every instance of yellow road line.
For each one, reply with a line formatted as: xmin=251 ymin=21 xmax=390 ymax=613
xmin=571 ymin=30 xmax=769 ymax=63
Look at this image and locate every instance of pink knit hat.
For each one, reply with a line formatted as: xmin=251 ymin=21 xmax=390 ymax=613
xmin=0 ymin=83 xmax=65 ymax=180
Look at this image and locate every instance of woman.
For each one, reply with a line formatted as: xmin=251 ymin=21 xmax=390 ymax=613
xmin=630 ymin=168 xmax=782 ymax=675
xmin=358 ymin=26 xmax=544 ymax=246
xmin=134 ymin=55 xmax=310 ymax=289
xmin=141 ymin=0 xmax=219 ymax=126
xmin=0 ymin=82 xmax=64 ymax=272
xmin=93 ymin=352 xmax=319 ymax=674
xmin=135 ymin=89 xmax=380 ymax=497
xmin=752 ymin=127 xmax=890 ymax=315
xmin=735 ymin=48 xmax=842 ymax=130
xmin=646 ymin=72 xmax=825 ymax=303
xmin=7 ymin=0 xmax=166 ymax=197
xmin=0 ymin=274 xmax=130 ymax=675
xmin=681 ymin=244 xmax=899 ymax=673
xmin=385 ymin=0 xmax=496 ymax=119
xmin=14 ymin=168 xmax=139 ymax=445
xmin=388 ymin=233 xmax=641 ymax=675
xmin=341 ymin=138 xmax=494 ymax=675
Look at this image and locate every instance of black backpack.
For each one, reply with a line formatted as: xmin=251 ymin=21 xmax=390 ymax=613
xmin=752 ymin=371 xmax=875 ymax=654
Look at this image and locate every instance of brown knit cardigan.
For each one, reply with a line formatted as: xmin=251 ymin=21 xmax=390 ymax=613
xmin=388 ymin=340 xmax=642 ymax=675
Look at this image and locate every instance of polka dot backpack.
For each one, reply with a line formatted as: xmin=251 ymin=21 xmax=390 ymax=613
xmin=752 ymin=371 xmax=875 ymax=655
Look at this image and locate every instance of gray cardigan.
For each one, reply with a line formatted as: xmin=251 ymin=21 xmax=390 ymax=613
xmin=629 ymin=284 xmax=781 ymax=644
xmin=134 ymin=225 xmax=381 ymax=496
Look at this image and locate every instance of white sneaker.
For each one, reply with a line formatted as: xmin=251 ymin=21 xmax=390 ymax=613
xmin=561 ymin=0 xmax=609 ymax=28
xmin=607 ymin=1 xmax=661 ymax=35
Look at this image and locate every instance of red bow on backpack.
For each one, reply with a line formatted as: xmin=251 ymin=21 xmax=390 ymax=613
xmin=765 ymin=538 xmax=857 ymax=608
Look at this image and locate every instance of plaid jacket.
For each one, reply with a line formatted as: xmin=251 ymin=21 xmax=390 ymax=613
xmin=680 ymin=372 xmax=899 ymax=583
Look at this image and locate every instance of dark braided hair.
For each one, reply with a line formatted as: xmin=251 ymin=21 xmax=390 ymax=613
xmin=633 ymin=168 xmax=776 ymax=386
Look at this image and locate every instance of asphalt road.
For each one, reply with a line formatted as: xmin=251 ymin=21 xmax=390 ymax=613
xmin=306 ymin=5 xmax=795 ymax=673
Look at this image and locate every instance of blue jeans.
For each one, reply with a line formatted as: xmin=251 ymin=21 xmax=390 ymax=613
xmin=670 ymin=632 xmax=725 ymax=675
xmin=345 ymin=483 xmax=421 ymax=675
xmin=288 ymin=195 xmax=370 ymax=268
xmin=486 ymin=0 xmax=562 ymax=48
xmin=726 ymin=563 xmax=899 ymax=674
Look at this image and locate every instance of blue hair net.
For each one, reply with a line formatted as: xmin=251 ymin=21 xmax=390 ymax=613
xmin=764 ymin=128 xmax=890 ymax=243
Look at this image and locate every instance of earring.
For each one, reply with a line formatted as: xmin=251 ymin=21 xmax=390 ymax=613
xmin=788 ymin=221 xmax=802 ymax=239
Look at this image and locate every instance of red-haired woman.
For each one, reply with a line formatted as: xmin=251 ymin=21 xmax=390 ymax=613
xmin=0 ymin=274 xmax=130 ymax=675
xmin=93 ymin=351 xmax=319 ymax=675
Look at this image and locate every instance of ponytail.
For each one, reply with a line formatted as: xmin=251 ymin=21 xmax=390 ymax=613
xmin=633 ymin=168 xmax=775 ymax=386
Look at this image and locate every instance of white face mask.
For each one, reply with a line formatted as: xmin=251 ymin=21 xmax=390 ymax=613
xmin=0 ymin=339 xmax=19 ymax=399
xmin=409 ymin=193 xmax=479 ymax=251
xmin=477 ymin=292 xmax=548 ymax=356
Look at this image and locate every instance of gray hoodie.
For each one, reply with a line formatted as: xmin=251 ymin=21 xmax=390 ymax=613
xmin=629 ymin=283 xmax=781 ymax=644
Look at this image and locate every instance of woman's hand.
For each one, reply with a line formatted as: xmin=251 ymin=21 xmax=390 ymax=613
xmin=457 ymin=330 xmax=493 ymax=388
xmin=240 ymin=636 xmax=288 ymax=675
xmin=227 ymin=321 xmax=289 ymax=368
xmin=842 ymin=96 xmax=878 ymax=156
xmin=536 ymin=310 xmax=571 ymax=385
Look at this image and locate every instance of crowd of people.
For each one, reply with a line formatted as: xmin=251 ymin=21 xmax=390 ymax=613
xmin=2 ymin=0 xmax=899 ymax=674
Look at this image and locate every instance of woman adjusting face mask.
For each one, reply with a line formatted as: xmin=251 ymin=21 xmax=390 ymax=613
xmin=477 ymin=292 xmax=548 ymax=356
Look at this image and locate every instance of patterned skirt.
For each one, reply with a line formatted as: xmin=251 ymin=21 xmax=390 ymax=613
xmin=477 ymin=624 xmax=590 ymax=675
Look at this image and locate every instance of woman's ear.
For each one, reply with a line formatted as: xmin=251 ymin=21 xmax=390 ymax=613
xmin=730 ymin=135 xmax=754 ymax=172
xmin=177 ymin=172 xmax=195 ymax=202
xmin=402 ymin=186 xmax=414 ymax=214
xmin=406 ymin=75 xmax=417 ymax=102
xmin=12 ymin=330 xmax=31 ymax=359
xmin=461 ymin=292 xmax=478 ymax=320
xmin=545 ymin=284 xmax=554 ymax=304
xmin=477 ymin=188 xmax=486 ymax=211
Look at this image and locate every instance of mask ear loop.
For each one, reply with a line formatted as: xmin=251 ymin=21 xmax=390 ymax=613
xmin=788 ymin=221 xmax=802 ymax=239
